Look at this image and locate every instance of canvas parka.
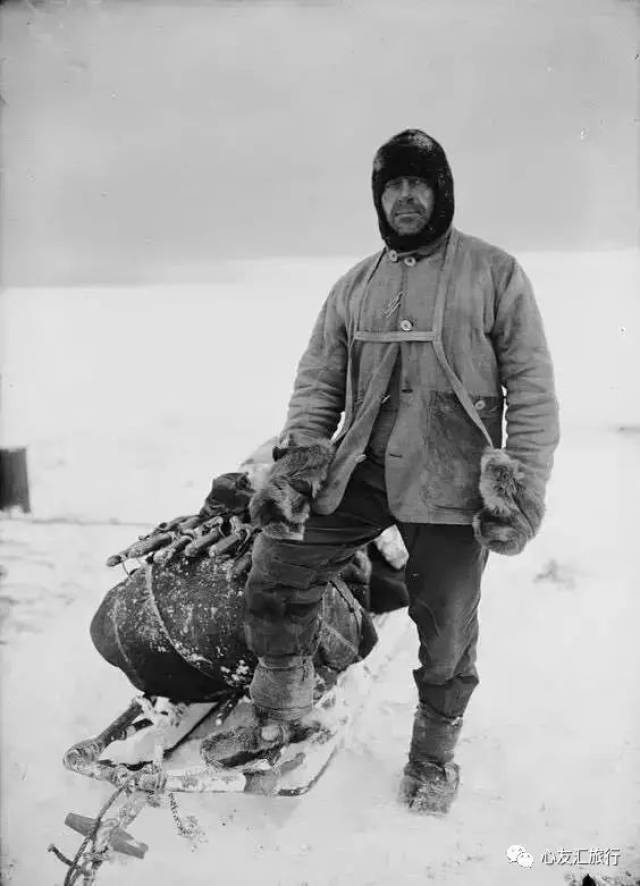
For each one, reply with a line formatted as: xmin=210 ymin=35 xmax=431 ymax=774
xmin=279 ymin=227 xmax=559 ymax=524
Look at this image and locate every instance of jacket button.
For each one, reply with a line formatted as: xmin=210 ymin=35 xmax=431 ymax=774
xmin=388 ymin=250 xmax=398 ymax=262
xmin=404 ymin=256 xmax=416 ymax=267
xmin=474 ymin=399 xmax=486 ymax=411
xmin=399 ymin=319 xmax=413 ymax=331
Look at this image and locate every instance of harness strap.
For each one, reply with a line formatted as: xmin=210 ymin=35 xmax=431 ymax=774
xmin=432 ymin=231 xmax=494 ymax=448
xmin=432 ymin=337 xmax=494 ymax=448
xmin=353 ymin=230 xmax=495 ymax=449
xmin=354 ymin=331 xmax=435 ymax=343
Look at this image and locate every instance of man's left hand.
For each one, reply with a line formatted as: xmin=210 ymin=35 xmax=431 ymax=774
xmin=472 ymin=450 xmax=545 ymax=556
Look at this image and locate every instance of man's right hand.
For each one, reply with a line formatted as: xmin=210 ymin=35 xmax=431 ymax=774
xmin=249 ymin=438 xmax=334 ymax=540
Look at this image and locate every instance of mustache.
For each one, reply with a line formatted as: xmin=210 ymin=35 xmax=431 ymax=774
xmin=391 ymin=201 xmax=427 ymax=216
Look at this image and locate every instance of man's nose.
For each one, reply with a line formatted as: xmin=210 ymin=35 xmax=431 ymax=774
xmin=398 ymin=179 xmax=412 ymax=197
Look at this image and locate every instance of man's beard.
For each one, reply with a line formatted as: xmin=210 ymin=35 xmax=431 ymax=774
xmin=375 ymin=178 xmax=453 ymax=253
xmin=390 ymin=201 xmax=429 ymax=235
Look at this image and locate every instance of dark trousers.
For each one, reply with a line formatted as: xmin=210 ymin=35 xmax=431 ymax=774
xmin=244 ymin=460 xmax=488 ymax=719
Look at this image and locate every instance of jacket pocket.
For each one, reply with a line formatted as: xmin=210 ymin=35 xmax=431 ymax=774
xmin=426 ymin=392 xmax=503 ymax=510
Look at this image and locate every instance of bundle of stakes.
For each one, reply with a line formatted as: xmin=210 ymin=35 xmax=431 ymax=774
xmin=107 ymin=514 xmax=257 ymax=575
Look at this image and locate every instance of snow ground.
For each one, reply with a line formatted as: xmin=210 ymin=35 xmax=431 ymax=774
xmin=1 ymin=250 xmax=640 ymax=885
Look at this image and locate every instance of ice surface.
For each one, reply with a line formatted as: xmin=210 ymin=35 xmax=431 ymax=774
xmin=1 ymin=251 xmax=639 ymax=884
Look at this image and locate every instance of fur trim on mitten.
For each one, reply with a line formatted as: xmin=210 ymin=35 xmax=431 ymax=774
xmin=249 ymin=438 xmax=334 ymax=540
xmin=472 ymin=449 xmax=545 ymax=556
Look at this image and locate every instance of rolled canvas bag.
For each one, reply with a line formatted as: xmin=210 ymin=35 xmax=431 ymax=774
xmin=90 ymin=537 xmax=377 ymax=702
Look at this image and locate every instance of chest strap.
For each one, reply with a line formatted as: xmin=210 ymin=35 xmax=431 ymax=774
xmin=354 ymin=229 xmax=495 ymax=449
xmin=432 ymin=231 xmax=494 ymax=448
xmin=354 ymin=331 xmax=435 ymax=343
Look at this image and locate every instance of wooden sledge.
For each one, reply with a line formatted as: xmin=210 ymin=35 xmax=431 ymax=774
xmin=54 ymin=611 xmax=409 ymax=881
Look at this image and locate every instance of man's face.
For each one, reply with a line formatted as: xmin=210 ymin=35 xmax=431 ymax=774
xmin=381 ymin=176 xmax=435 ymax=236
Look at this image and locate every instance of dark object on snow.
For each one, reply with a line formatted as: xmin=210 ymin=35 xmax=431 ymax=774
xmin=0 ymin=447 xmax=30 ymax=513
xmin=65 ymin=813 xmax=148 ymax=860
xmin=91 ymin=532 xmax=377 ymax=702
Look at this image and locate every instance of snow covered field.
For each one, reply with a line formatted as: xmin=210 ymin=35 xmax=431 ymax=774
xmin=1 ymin=249 xmax=640 ymax=885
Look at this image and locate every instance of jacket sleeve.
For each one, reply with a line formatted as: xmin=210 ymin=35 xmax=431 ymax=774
xmin=492 ymin=258 xmax=560 ymax=497
xmin=279 ymin=285 xmax=348 ymax=446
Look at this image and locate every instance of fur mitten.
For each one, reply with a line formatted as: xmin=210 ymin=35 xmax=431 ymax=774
xmin=472 ymin=449 xmax=545 ymax=556
xmin=249 ymin=437 xmax=334 ymax=540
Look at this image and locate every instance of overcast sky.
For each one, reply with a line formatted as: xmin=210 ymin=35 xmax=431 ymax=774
xmin=1 ymin=0 xmax=638 ymax=285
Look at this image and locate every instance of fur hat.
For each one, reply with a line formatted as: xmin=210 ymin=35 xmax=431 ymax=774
xmin=372 ymin=129 xmax=454 ymax=252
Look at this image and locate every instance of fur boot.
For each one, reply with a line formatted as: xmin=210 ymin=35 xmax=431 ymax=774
xmin=399 ymin=703 xmax=463 ymax=815
xmin=400 ymin=761 xmax=461 ymax=815
xmin=249 ymin=655 xmax=315 ymax=722
xmin=201 ymin=655 xmax=316 ymax=767
xmin=200 ymin=707 xmax=316 ymax=769
xmin=249 ymin=436 xmax=334 ymax=539
xmin=473 ymin=448 xmax=545 ymax=556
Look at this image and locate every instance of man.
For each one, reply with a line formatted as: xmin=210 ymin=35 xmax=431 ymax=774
xmin=211 ymin=129 xmax=560 ymax=814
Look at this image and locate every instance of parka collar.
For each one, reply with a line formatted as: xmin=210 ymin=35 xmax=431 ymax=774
xmin=386 ymin=227 xmax=452 ymax=264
